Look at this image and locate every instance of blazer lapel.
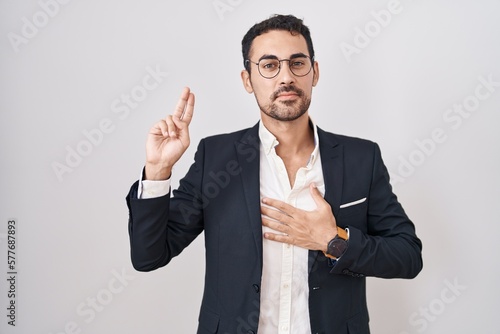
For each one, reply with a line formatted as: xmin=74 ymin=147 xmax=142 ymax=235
xmin=234 ymin=123 xmax=263 ymax=267
xmin=318 ymin=128 xmax=343 ymax=217
xmin=309 ymin=128 xmax=344 ymax=273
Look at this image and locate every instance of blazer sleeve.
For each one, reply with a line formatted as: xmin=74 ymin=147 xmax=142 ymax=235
xmin=331 ymin=143 xmax=423 ymax=279
xmin=126 ymin=140 xmax=207 ymax=272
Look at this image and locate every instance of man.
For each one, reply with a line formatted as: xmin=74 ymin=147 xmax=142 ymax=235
xmin=127 ymin=14 xmax=422 ymax=334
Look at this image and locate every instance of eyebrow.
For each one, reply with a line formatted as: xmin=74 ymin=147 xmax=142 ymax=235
xmin=258 ymin=52 xmax=309 ymax=61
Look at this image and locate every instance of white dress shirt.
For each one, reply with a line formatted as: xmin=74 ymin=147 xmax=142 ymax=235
xmin=258 ymin=121 xmax=324 ymax=334
xmin=138 ymin=120 xmax=325 ymax=334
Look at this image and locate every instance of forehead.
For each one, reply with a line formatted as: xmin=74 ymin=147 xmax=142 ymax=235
xmin=249 ymin=30 xmax=309 ymax=59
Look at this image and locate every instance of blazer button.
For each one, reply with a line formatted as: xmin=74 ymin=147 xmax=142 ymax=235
xmin=253 ymin=284 xmax=260 ymax=293
xmin=247 ymin=331 xmax=255 ymax=334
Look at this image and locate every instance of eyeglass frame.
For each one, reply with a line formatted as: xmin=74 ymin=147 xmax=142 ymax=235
xmin=244 ymin=53 xmax=315 ymax=79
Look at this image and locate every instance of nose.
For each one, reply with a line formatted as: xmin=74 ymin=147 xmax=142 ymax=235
xmin=278 ymin=60 xmax=295 ymax=85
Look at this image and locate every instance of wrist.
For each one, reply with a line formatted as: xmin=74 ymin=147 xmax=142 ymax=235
xmin=144 ymin=163 xmax=172 ymax=181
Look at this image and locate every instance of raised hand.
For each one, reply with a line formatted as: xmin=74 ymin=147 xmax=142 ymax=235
xmin=144 ymin=87 xmax=195 ymax=180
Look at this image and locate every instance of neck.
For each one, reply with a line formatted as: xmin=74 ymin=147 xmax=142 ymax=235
xmin=261 ymin=113 xmax=314 ymax=155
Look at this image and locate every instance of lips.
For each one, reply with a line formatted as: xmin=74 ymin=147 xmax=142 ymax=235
xmin=273 ymin=87 xmax=303 ymax=101
xmin=276 ymin=93 xmax=299 ymax=100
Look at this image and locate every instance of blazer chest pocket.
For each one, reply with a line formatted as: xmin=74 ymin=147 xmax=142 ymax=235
xmin=338 ymin=197 xmax=367 ymax=218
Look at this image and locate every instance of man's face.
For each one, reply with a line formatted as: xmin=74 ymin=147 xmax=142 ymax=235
xmin=241 ymin=30 xmax=319 ymax=122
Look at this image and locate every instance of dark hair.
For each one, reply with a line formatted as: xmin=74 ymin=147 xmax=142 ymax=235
xmin=241 ymin=14 xmax=315 ymax=73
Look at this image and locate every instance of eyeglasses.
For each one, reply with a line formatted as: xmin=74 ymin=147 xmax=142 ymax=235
xmin=245 ymin=55 xmax=314 ymax=79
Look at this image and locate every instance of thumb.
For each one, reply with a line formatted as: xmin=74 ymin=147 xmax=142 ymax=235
xmin=309 ymin=183 xmax=326 ymax=207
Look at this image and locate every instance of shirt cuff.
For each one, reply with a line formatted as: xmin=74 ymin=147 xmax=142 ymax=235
xmin=137 ymin=167 xmax=171 ymax=199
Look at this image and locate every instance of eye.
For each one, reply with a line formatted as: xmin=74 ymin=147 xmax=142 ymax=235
xmin=290 ymin=59 xmax=306 ymax=68
xmin=261 ymin=60 xmax=279 ymax=70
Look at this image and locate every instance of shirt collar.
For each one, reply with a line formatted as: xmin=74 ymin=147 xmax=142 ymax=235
xmin=258 ymin=118 xmax=321 ymax=166
xmin=259 ymin=121 xmax=279 ymax=155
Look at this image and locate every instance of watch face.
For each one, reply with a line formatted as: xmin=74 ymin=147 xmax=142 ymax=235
xmin=327 ymin=238 xmax=348 ymax=258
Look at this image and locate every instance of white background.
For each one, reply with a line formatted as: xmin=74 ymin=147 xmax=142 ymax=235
xmin=1 ymin=0 xmax=499 ymax=333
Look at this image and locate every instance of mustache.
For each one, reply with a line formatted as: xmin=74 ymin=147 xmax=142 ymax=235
xmin=272 ymin=86 xmax=304 ymax=100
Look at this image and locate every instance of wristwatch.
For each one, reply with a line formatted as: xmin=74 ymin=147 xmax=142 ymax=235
xmin=324 ymin=226 xmax=348 ymax=260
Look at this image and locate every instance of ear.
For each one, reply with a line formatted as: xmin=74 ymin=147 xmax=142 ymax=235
xmin=241 ymin=70 xmax=254 ymax=93
xmin=312 ymin=60 xmax=320 ymax=87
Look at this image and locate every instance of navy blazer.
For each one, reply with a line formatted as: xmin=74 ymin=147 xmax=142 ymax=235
xmin=127 ymin=123 xmax=423 ymax=334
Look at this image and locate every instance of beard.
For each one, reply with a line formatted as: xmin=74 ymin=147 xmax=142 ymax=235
xmin=258 ymin=85 xmax=311 ymax=122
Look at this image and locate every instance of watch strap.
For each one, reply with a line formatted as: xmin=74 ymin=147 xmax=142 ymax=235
xmin=336 ymin=226 xmax=348 ymax=241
